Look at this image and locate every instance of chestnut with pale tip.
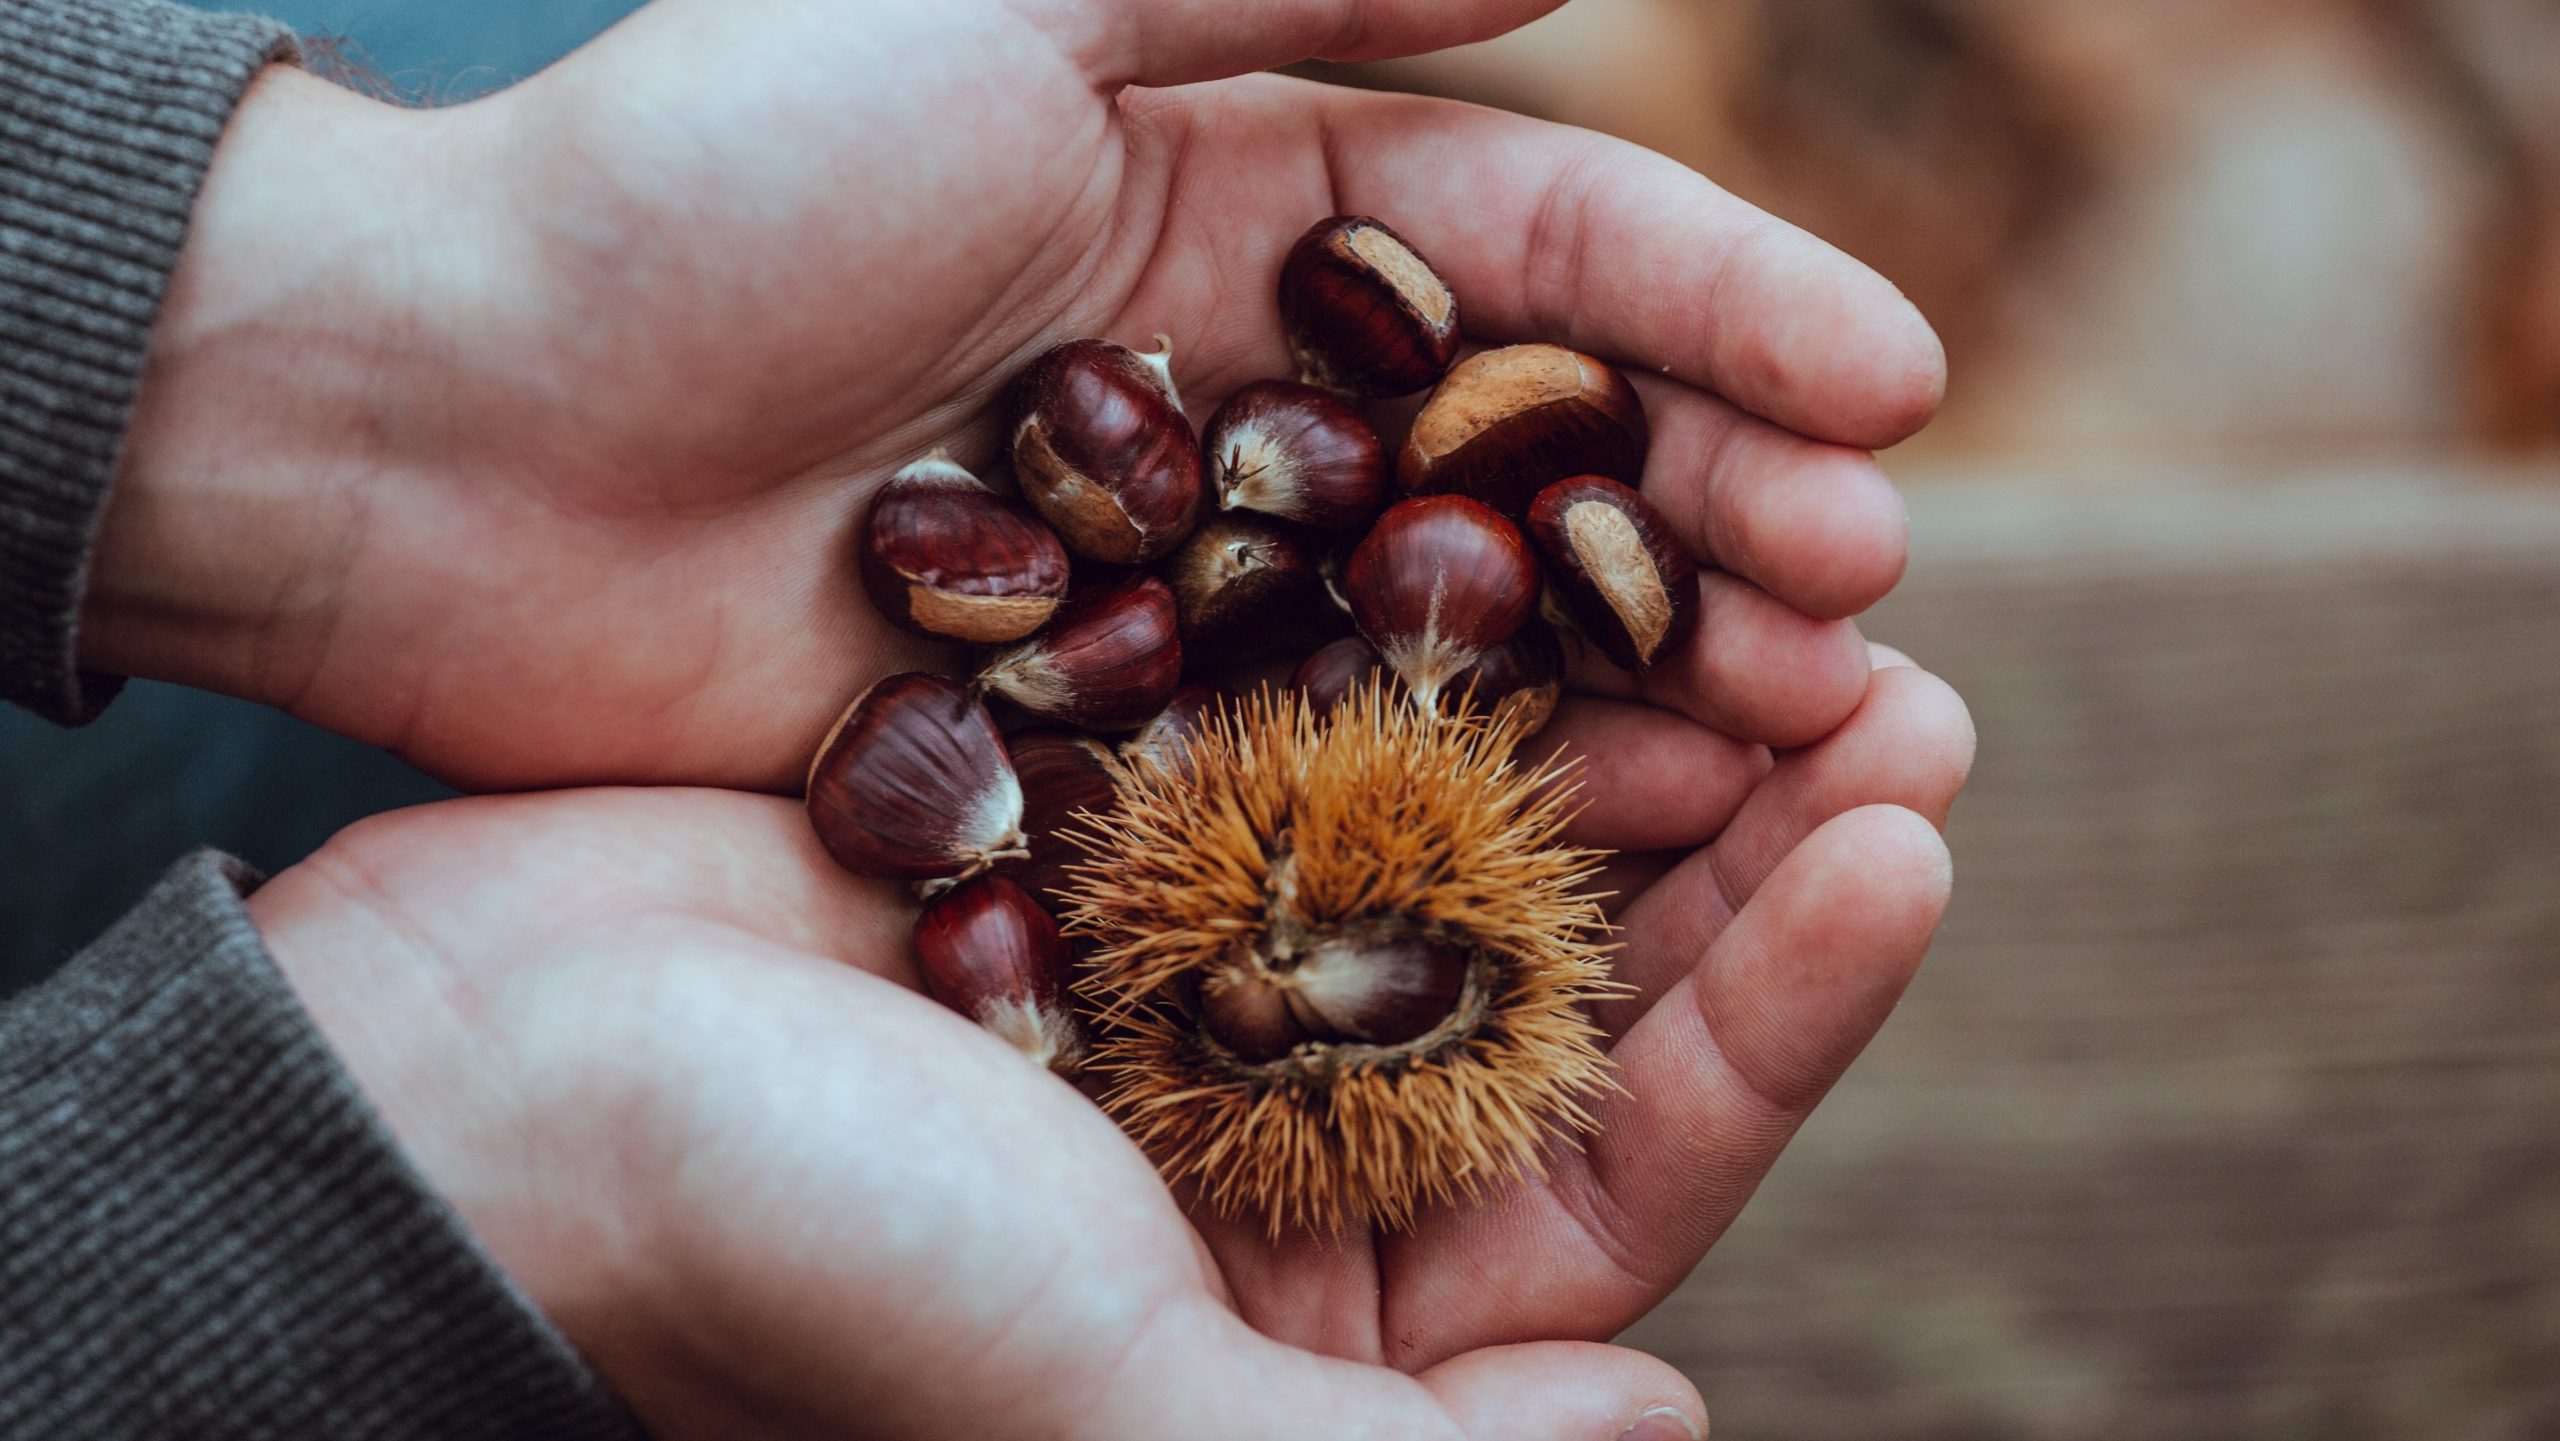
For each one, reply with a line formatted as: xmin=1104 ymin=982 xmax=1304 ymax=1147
xmin=914 ymin=875 xmax=1086 ymax=1074
xmin=1526 ymin=475 xmax=1700 ymax=671
xmin=1397 ymin=343 xmax=1649 ymax=518
xmin=1198 ymin=924 xmax=1477 ymax=1064
xmin=1119 ymin=685 xmax=1226 ymax=776
xmin=1344 ymin=496 xmax=1541 ymax=708
xmin=977 ymin=574 xmax=1183 ymax=732
xmin=1203 ymin=380 xmax=1387 ymax=531
xmin=1005 ymin=336 xmax=1203 ymax=565
xmin=1161 ymin=513 xmax=1327 ymax=657
xmin=1279 ymin=215 xmax=1463 ymax=399
xmin=1001 ymin=728 xmax=1125 ymax=909
xmin=807 ymin=673 xmax=1027 ymax=882
xmin=859 ymin=452 xmax=1071 ymax=644
xmin=1291 ymin=635 xmax=1387 ymax=717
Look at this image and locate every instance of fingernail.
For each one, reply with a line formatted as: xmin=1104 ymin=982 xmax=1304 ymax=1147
xmin=1618 ymin=1405 xmax=1703 ymax=1441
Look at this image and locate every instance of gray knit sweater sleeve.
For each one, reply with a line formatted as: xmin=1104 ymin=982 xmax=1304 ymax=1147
xmin=0 ymin=853 xmax=644 ymax=1439
xmin=1 ymin=3 xmax=644 ymax=1435
xmin=0 ymin=0 xmax=289 ymax=722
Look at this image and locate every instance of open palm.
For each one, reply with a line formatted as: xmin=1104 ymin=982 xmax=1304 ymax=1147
xmin=248 ymin=645 xmax=1969 ymax=1439
xmin=120 ymin=0 xmax=1940 ymax=794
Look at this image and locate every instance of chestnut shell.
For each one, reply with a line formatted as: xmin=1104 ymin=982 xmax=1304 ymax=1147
xmin=978 ymin=574 xmax=1184 ymax=732
xmin=807 ymin=673 xmax=1024 ymax=881
xmin=1525 ymin=475 xmax=1701 ymax=671
xmin=1344 ymin=496 xmax=1541 ymax=703
xmin=1278 ymin=216 xmax=1462 ymax=399
xmin=1005 ymin=338 xmax=1203 ymax=565
xmin=1397 ymin=344 xmax=1649 ymax=518
xmin=1000 ymin=728 xmax=1124 ymax=909
xmin=858 ymin=457 xmax=1071 ymax=644
xmin=1161 ymin=513 xmax=1330 ymax=663
xmin=1203 ymin=380 xmax=1387 ymax=531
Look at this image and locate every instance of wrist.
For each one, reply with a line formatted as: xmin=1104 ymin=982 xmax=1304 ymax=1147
xmin=80 ymin=68 xmax=484 ymax=707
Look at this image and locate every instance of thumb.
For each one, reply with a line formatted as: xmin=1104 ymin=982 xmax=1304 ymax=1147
xmin=1045 ymin=0 xmax=1570 ymax=90
xmin=1422 ymin=1342 xmax=1707 ymax=1441
xmin=1092 ymin=1301 xmax=1704 ymax=1441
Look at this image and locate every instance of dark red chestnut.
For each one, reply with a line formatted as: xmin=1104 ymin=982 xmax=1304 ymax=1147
xmin=1005 ymin=336 xmax=1204 ymax=565
xmin=977 ymin=574 xmax=1183 ymax=732
xmin=1526 ymin=475 xmax=1701 ymax=671
xmin=1443 ymin=619 xmax=1565 ymax=734
xmin=1199 ymin=925 xmax=1474 ymax=1063
xmin=1291 ymin=635 xmax=1387 ymax=718
xmin=1278 ymin=215 xmax=1462 ymax=399
xmin=807 ymin=673 xmax=1027 ymax=881
xmin=1000 ymin=728 xmax=1124 ymax=909
xmin=1119 ymin=685 xmax=1226 ymax=776
xmin=1397 ymin=344 xmax=1649 ymax=518
xmin=914 ymin=875 xmax=1085 ymax=1073
xmin=1160 ymin=513 xmax=1327 ymax=659
xmin=1203 ymin=380 xmax=1386 ymax=531
xmin=1343 ymin=496 xmax=1541 ymax=708
xmin=859 ymin=452 xmax=1071 ymax=644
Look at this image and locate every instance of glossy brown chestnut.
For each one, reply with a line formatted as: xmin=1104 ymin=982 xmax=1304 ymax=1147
xmin=858 ymin=453 xmax=1071 ymax=644
xmin=914 ymin=875 xmax=1085 ymax=1072
xmin=1005 ymin=336 xmax=1203 ymax=565
xmin=1442 ymin=619 xmax=1565 ymax=734
xmin=1526 ymin=475 xmax=1701 ymax=671
xmin=1344 ymin=496 xmax=1541 ymax=707
xmin=977 ymin=574 xmax=1183 ymax=732
xmin=1119 ymin=685 xmax=1226 ymax=776
xmin=1160 ymin=513 xmax=1327 ymax=659
xmin=1278 ymin=216 xmax=1462 ymax=399
xmin=999 ymin=728 xmax=1123 ymax=909
xmin=1199 ymin=926 xmax=1474 ymax=1063
xmin=1203 ymin=380 xmax=1387 ymax=531
xmin=807 ymin=673 xmax=1027 ymax=881
xmin=1291 ymin=635 xmax=1387 ymax=717
xmin=1397 ymin=344 xmax=1649 ymax=518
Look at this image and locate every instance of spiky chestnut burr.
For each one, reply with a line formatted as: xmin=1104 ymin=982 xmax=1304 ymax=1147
xmin=858 ymin=452 xmax=1071 ymax=644
xmin=914 ymin=875 xmax=1086 ymax=1074
xmin=1397 ymin=344 xmax=1648 ymax=518
xmin=1006 ymin=337 xmax=1204 ymax=565
xmin=1062 ymin=685 xmax=1618 ymax=1233
xmin=1279 ymin=216 xmax=1462 ymax=398
xmin=1526 ymin=476 xmax=1700 ymax=671
xmin=1203 ymin=381 xmax=1387 ymax=531
xmin=807 ymin=674 xmax=1028 ymax=882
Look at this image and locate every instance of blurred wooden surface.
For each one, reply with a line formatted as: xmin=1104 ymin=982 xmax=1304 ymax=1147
xmin=1623 ymin=468 xmax=2560 ymax=1439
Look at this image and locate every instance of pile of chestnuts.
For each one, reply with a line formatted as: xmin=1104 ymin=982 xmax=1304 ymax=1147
xmin=806 ymin=214 xmax=1696 ymax=1083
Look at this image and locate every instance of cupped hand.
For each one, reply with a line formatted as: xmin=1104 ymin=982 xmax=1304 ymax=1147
xmin=90 ymin=0 xmax=1940 ymax=792
xmin=244 ymin=648 xmax=1971 ymax=1439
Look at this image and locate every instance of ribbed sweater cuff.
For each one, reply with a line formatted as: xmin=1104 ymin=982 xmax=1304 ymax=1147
xmin=0 ymin=0 xmax=297 ymax=724
xmin=0 ymin=851 xmax=644 ymax=1440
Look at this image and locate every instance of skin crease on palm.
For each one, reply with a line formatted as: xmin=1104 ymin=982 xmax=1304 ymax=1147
xmin=82 ymin=0 xmax=1975 ymax=1436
